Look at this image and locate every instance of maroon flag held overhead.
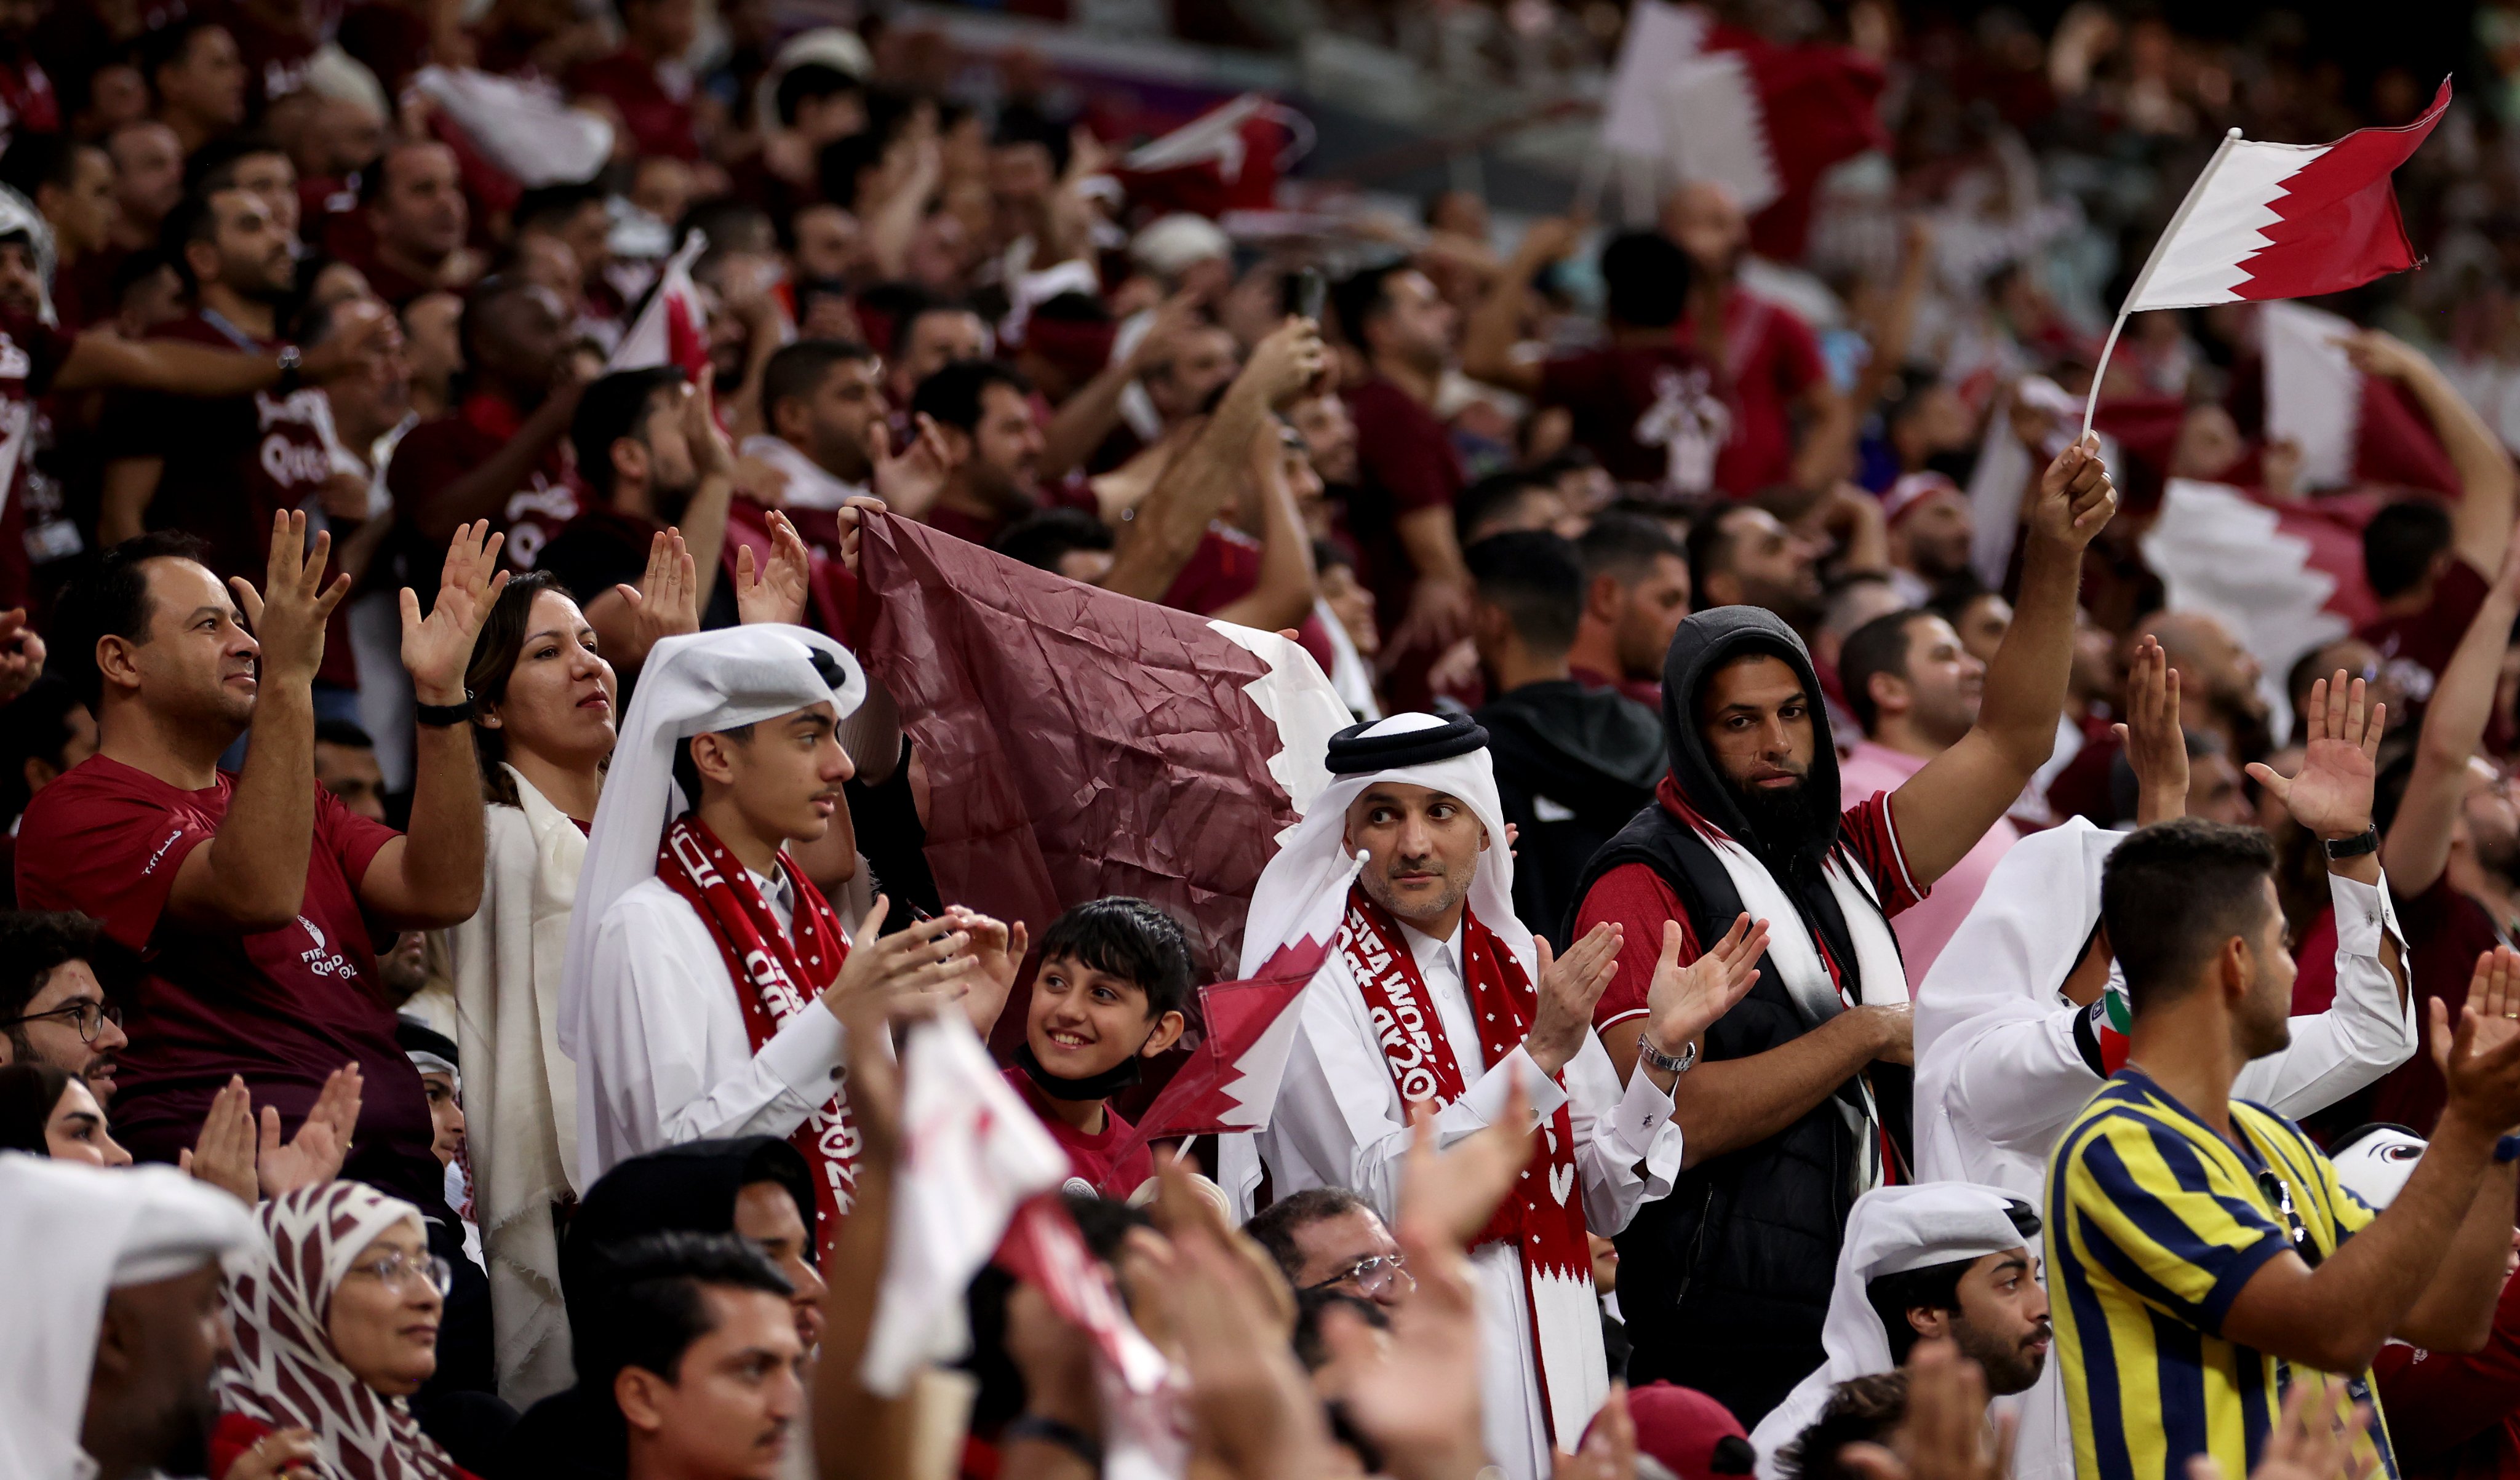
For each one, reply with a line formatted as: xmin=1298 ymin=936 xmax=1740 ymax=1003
xmin=850 ymin=512 xmax=1352 ymax=1049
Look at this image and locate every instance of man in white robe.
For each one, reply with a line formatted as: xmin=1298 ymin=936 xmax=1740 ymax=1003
xmin=1238 ymin=711 xmax=1761 ymax=1480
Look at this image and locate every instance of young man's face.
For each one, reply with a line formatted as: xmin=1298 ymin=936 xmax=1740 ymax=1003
xmin=201 ymin=188 xmax=295 ymax=300
xmin=963 ymin=383 xmax=1045 ymax=510
xmin=893 ymin=310 xmax=987 ymax=399
xmin=623 ymin=1286 xmax=805 ymax=1480
xmin=732 ymin=1180 xmax=826 ymax=1352
xmin=700 ymin=702 xmax=855 ymax=849
xmin=1341 ymin=782 xmax=1486 ymax=933
xmin=1911 ymin=1247 xmax=2051 ymax=1398
xmin=0 ymin=239 xmax=41 ymax=319
xmin=223 ymin=150 xmax=300 ymax=244
xmin=314 ymin=739 xmax=388 ymax=823
xmin=49 ymin=146 xmax=118 ymax=255
xmin=420 ymin=1070 xmax=464 ymax=1166
xmin=6 ymin=956 xmax=130 ymax=1100
xmin=1608 ymin=552 xmax=1692 ymax=681
xmin=783 ymin=357 xmax=882 ymax=482
xmin=1025 ymin=952 xmax=1182 ymax=1083
xmin=1697 ymin=654 xmax=1817 ymax=798
xmin=373 ymin=144 xmax=468 ymax=262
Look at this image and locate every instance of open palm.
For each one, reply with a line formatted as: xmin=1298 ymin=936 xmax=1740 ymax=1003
xmin=402 ymin=520 xmax=509 ymax=703
xmin=1645 ymin=914 xmax=1766 ymax=1057
xmin=2246 ymin=672 xmax=2382 ymax=839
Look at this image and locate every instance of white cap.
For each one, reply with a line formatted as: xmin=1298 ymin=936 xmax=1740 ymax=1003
xmin=2332 ymin=1125 xmax=2426 ymax=1209
xmin=1130 ymin=213 xmax=1232 ymax=279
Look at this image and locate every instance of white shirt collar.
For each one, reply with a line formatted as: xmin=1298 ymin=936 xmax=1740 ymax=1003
xmin=1395 ymin=917 xmax=1465 ymax=985
xmin=746 ymin=864 xmax=795 ymax=937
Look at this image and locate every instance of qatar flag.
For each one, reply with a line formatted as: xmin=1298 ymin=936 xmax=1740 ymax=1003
xmin=2124 ymin=82 xmax=2449 ymax=314
xmin=1116 ymin=93 xmax=1307 ymax=221
xmin=847 ymin=512 xmax=1353 ymax=1055
xmin=607 ymin=230 xmax=711 ymax=381
xmin=1601 ymin=1 xmax=1886 ymax=260
xmin=2138 ymin=477 xmax=2386 ymax=740
xmin=2260 ymin=300 xmax=2459 ymax=495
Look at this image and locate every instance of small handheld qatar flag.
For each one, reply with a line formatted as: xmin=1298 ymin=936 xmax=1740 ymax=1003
xmin=608 ymin=229 xmax=711 ymax=381
xmin=1098 ymin=848 xmax=1364 ymax=1188
xmin=859 ymin=1013 xmax=1068 ymax=1397
xmin=2083 ymin=81 xmax=2451 ymax=436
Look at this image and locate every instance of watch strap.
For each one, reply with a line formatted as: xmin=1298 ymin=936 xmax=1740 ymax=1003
xmin=413 ymin=699 xmax=473 ymax=728
xmin=1637 ymin=1033 xmax=1696 ymax=1076
xmin=2322 ymin=828 xmax=2380 ymax=860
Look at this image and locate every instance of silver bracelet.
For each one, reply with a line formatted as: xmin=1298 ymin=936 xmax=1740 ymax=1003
xmin=1637 ymin=1034 xmax=1697 ymax=1075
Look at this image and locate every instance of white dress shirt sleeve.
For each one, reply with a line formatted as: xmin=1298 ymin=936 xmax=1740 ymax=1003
xmin=1947 ymin=1011 xmax=2103 ymax=1154
xmin=1563 ymin=1030 xmax=1682 ymax=1235
xmin=582 ymin=883 xmax=850 ymax=1174
xmin=2239 ymin=870 xmax=2415 ymax=1113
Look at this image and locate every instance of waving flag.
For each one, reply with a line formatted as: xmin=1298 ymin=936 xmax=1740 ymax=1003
xmin=850 ymin=512 xmax=1352 ymax=1056
xmin=1600 ymin=1 xmax=1886 ymax=260
xmin=2260 ymin=301 xmax=2459 ymax=495
xmin=2083 ymin=82 xmax=2450 ymax=436
xmin=2124 ymin=82 xmax=2449 ymax=314
xmin=608 ymin=230 xmax=711 ymax=381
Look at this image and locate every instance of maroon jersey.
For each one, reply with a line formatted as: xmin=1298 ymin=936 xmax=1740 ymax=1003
xmin=386 ymin=391 xmax=580 ymax=570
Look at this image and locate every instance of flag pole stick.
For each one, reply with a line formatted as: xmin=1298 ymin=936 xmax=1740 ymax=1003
xmin=2082 ymin=127 xmax=2243 ymax=440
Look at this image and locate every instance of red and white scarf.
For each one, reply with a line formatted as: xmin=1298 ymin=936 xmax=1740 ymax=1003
xmin=656 ymin=814 xmax=859 ymax=1257
xmin=1340 ymin=886 xmax=1598 ymax=1444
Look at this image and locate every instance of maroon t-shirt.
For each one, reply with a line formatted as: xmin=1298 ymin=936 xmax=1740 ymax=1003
xmin=0 ymin=308 xmax=71 ymax=611
xmin=1674 ymin=289 xmax=1827 ymax=498
xmin=1344 ymin=376 xmax=1464 ymax=629
xmin=1160 ymin=522 xmax=1337 ymax=672
xmin=2361 ymin=556 xmax=2490 ymax=710
xmin=110 ymin=313 xmax=289 ymax=583
xmin=566 ymin=49 xmax=700 ymax=161
xmin=2292 ymin=873 xmax=2505 ymax=1137
xmin=1538 ymin=344 xmax=1726 ymax=491
xmin=1003 ymin=1067 xmax=1157 ymax=1198
xmin=387 ymin=392 xmax=580 ymax=570
xmin=242 ymin=387 xmax=362 ymax=688
xmin=13 ymin=755 xmax=444 ymax=1207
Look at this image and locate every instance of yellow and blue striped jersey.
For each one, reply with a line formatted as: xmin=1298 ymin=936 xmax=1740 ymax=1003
xmin=2046 ymin=1067 xmax=2391 ymax=1480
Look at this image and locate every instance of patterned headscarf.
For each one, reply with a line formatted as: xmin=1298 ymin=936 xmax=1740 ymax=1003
xmin=218 ymin=1182 xmax=461 ymax=1480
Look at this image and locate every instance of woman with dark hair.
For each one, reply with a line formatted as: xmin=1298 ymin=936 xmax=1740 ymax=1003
xmin=0 ymin=1060 xmax=132 ymax=1164
xmin=487 ymin=1137 xmax=826 ymax=1480
xmin=436 ymin=570 xmax=628 ymax=1407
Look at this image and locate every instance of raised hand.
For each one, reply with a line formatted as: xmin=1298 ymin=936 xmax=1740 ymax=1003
xmin=180 ymin=1075 xmax=260 ymax=1205
xmin=1400 ymin=1073 xmax=1536 ymax=1249
xmin=2432 ymin=946 xmax=2520 ymax=1136
xmin=871 ymin=415 xmax=952 ymax=517
xmin=1239 ymin=316 xmax=1329 ymax=409
xmin=1642 ymin=915 xmax=1764 ymax=1070
xmin=1841 ymin=1340 xmax=2014 ymax=1480
xmin=735 ymin=510 xmax=813 ymax=627
xmin=400 ymin=519 xmax=509 ymax=706
xmin=940 ymin=904 xmax=1027 ymax=1038
xmin=832 ymin=493 xmax=890 ymax=574
xmin=819 ymin=897 xmax=981 ymax=1032
xmin=1529 ymin=921 xmax=1624 ymax=1078
xmin=2187 ymin=1376 xmax=2375 ymax=1480
xmin=2115 ymin=635 xmax=2188 ymax=826
xmin=2028 ymin=432 xmax=2117 ymax=551
xmin=680 ymin=378 xmax=735 ymax=481
xmin=239 ymin=510 xmax=352 ymax=692
xmin=2245 ymin=672 xmax=2383 ymax=841
xmin=1322 ymin=1156 xmax=1490 ymax=1480
xmin=615 ymin=527 xmax=701 ymax=654
xmin=0 ymin=606 xmax=44 ymax=705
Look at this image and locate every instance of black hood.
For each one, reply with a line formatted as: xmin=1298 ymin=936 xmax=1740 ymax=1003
xmin=1659 ymin=605 xmax=1843 ymax=865
xmin=1480 ymin=680 xmax=1665 ymax=795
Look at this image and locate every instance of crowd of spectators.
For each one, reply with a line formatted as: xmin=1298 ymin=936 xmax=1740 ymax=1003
xmin=12 ymin=3 xmax=2520 ymax=1480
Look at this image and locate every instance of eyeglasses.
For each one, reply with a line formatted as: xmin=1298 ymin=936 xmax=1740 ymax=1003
xmin=1305 ymin=1253 xmax=1415 ymax=1300
xmin=1 ymin=998 xmax=122 ymax=1043
xmin=346 ymin=1250 xmax=454 ymax=1298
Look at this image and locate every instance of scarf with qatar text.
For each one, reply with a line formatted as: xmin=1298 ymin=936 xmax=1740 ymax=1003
xmin=657 ymin=814 xmax=858 ymax=1257
xmin=1341 ymin=885 xmax=1596 ymax=1443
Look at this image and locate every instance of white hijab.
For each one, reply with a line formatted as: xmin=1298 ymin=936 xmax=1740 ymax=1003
xmin=1748 ymin=1182 xmax=2035 ymax=1477
xmin=0 ymin=1156 xmax=253 ymax=1480
xmin=1237 ymin=712 xmax=1535 ymax=981
xmin=557 ymin=625 xmax=867 ymax=1064
xmin=1912 ymin=818 xmax=2125 ymax=1187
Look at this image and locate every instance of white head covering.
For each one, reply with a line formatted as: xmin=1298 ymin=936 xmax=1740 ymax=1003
xmin=1747 ymin=1182 xmax=2036 ymax=1474
xmin=2332 ymin=1125 xmax=2426 ymax=1209
xmin=1913 ymin=818 xmax=2126 ymax=1187
xmin=1130 ymin=213 xmax=1232 ymax=281
xmin=1237 ymin=712 xmax=1532 ymax=978
xmin=0 ymin=183 xmax=57 ymax=325
xmin=0 ymin=1156 xmax=253 ymax=1480
xmin=558 ymin=626 xmax=867 ymax=1062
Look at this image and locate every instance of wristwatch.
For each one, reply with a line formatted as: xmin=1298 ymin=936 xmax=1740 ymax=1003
xmin=1637 ymin=1034 xmax=1697 ymax=1076
xmin=2322 ymin=827 xmax=2380 ymax=861
xmin=413 ymin=698 xmax=473 ymax=728
xmin=273 ymin=343 xmax=303 ymax=394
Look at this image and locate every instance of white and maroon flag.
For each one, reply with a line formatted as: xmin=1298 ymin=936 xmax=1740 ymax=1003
xmin=2086 ymin=82 xmax=2450 ymax=433
xmin=2124 ymin=82 xmax=2449 ymax=314
xmin=848 ymin=512 xmax=1352 ymax=1057
xmin=607 ymin=229 xmax=711 ymax=381
xmin=1600 ymin=1 xmax=1885 ymax=260
xmin=2260 ymin=300 xmax=2459 ymax=495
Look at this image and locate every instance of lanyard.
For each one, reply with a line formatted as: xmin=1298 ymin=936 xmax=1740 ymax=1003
xmin=197 ymin=308 xmax=263 ymax=352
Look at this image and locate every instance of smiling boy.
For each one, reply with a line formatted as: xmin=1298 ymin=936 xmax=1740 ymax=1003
xmin=1004 ymin=897 xmax=1192 ymax=1200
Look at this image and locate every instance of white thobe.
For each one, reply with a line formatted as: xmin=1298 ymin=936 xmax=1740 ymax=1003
xmin=1921 ymin=870 xmax=2411 ymax=1480
xmin=1258 ymin=920 xmax=1688 ymax=1480
xmin=575 ymin=865 xmax=855 ymax=1187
